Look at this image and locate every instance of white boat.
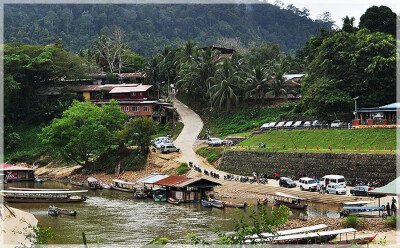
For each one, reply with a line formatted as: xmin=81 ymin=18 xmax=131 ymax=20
xmin=1 ymin=190 xmax=88 ymax=203
xmin=8 ymin=187 xmax=70 ymax=191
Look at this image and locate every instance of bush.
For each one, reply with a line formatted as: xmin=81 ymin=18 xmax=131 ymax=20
xmin=385 ymin=215 xmax=398 ymax=228
xmin=342 ymin=215 xmax=358 ymax=228
xmin=196 ymin=147 xmax=223 ymax=164
xmin=176 ymin=163 xmax=190 ymax=175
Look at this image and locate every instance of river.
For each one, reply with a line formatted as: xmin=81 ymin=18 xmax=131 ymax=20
xmin=5 ymin=181 xmax=340 ymax=245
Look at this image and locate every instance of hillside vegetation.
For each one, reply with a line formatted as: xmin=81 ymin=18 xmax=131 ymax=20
xmin=239 ymin=129 xmax=396 ymax=151
xmin=5 ymin=4 xmax=332 ymax=57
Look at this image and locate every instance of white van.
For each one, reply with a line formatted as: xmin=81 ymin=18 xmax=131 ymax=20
xmin=298 ymin=177 xmax=318 ymax=191
xmin=321 ymin=175 xmax=346 ymax=187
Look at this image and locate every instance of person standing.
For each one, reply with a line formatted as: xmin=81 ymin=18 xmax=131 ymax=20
xmin=391 ymin=201 xmax=396 ymax=216
xmin=317 ymin=183 xmax=321 ymax=194
xmin=386 ymin=202 xmax=391 ymax=216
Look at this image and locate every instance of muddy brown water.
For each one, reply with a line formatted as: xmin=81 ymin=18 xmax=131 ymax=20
xmin=6 ymin=181 xmax=340 ymax=245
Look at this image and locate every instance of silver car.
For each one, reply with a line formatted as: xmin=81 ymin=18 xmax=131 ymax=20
xmin=326 ymin=183 xmax=346 ymax=195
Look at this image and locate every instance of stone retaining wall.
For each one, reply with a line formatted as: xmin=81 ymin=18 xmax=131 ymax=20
xmin=219 ymin=151 xmax=396 ymax=182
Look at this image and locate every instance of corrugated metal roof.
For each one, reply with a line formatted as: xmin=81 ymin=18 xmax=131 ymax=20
xmin=136 ymin=174 xmax=170 ymax=184
xmin=109 ymin=85 xmax=152 ymax=94
xmin=119 ymin=73 xmax=144 ymax=78
xmin=0 ymin=164 xmax=33 ymax=171
xmin=155 ymin=175 xmax=192 ymax=187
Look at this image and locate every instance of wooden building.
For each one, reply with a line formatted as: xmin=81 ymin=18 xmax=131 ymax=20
xmin=353 ymin=103 xmax=399 ymax=127
xmin=154 ymin=175 xmax=221 ymax=202
xmin=0 ymin=164 xmax=34 ymax=182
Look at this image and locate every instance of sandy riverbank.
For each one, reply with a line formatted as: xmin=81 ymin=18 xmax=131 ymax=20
xmin=1 ymin=205 xmax=38 ymax=247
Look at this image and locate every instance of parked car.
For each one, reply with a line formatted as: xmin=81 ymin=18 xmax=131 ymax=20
xmin=160 ymin=143 xmax=180 ymax=153
xmin=350 ymin=186 xmax=372 ymax=196
xmin=260 ymin=123 xmax=269 ymax=131
xmin=326 ymin=183 xmax=346 ymax=195
xmin=330 ymin=120 xmax=343 ymax=128
xmin=155 ymin=141 xmax=169 ymax=150
xmin=207 ymin=138 xmax=223 ymax=147
xmin=222 ymin=139 xmax=233 ymax=146
xmin=293 ymin=121 xmax=302 ymax=128
xmin=312 ymin=120 xmax=321 ymax=127
xmin=268 ymin=122 xmax=277 ymax=129
xmin=298 ymin=177 xmax=318 ymax=191
xmin=321 ymin=175 xmax=346 ymax=187
xmin=279 ymin=177 xmax=297 ymax=188
xmin=283 ymin=121 xmax=294 ymax=128
xmin=152 ymin=136 xmax=171 ymax=144
xmin=303 ymin=121 xmax=312 ymax=127
xmin=275 ymin=121 xmax=285 ymax=128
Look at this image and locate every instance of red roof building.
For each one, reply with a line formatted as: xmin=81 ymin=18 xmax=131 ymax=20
xmin=0 ymin=163 xmax=34 ymax=181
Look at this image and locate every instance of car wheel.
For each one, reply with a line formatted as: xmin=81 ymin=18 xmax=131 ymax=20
xmin=326 ymin=191 xmax=329 ymax=194
xmin=300 ymin=186 xmax=303 ymax=191
xmin=336 ymin=192 xmax=339 ymax=195
xmin=351 ymin=192 xmax=355 ymax=196
xmin=166 ymin=150 xmax=170 ymax=154
xmin=177 ymin=149 xmax=180 ymax=152
xmin=309 ymin=188 xmax=312 ymax=192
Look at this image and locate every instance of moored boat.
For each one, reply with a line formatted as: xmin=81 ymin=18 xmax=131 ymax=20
xmin=153 ymin=187 xmax=167 ymax=202
xmin=328 ymin=234 xmax=377 ymax=245
xmin=56 ymin=207 xmax=77 ymax=216
xmin=201 ymin=199 xmax=212 ymax=208
xmin=133 ymin=186 xmax=148 ymax=199
xmin=1 ymin=190 xmax=88 ymax=203
xmin=35 ymin=178 xmax=44 ymax=183
xmin=48 ymin=207 xmax=59 ymax=216
xmin=274 ymin=192 xmax=308 ymax=210
xmin=257 ymin=197 xmax=268 ymax=205
xmin=224 ymin=201 xmax=247 ymax=208
xmin=112 ymin=179 xmax=136 ymax=192
xmin=210 ymin=199 xmax=225 ymax=208
xmin=167 ymin=197 xmax=180 ymax=205
xmin=87 ymin=177 xmax=102 ymax=190
xmin=70 ymin=180 xmax=84 ymax=186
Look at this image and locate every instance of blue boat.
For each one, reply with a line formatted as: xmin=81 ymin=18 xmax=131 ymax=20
xmin=201 ymin=199 xmax=212 ymax=208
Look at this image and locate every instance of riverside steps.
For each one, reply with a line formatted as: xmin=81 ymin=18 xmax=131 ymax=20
xmin=193 ymin=174 xmax=368 ymax=205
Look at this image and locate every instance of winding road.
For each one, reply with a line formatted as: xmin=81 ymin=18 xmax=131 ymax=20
xmin=172 ymin=96 xmax=365 ymax=205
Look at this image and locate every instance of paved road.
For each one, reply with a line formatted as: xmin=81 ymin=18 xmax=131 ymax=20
xmin=172 ymin=96 xmax=365 ymax=205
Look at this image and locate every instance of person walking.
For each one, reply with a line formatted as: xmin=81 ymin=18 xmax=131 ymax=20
xmin=391 ymin=201 xmax=396 ymax=216
xmin=386 ymin=202 xmax=391 ymax=216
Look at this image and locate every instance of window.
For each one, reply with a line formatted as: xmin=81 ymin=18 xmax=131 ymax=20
xmin=120 ymin=106 xmax=129 ymax=112
xmin=142 ymin=106 xmax=150 ymax=112
xmin=131 ymin=92 xmax=136 ymax=96
xmin=140 ymin=92 xmax=143 ymax=96
xmin=132 ymin=106 xmax=139 ymax=112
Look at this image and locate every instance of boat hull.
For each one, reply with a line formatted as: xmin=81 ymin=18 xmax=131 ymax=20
xmin=112 ymin=186 xmax=135 ymax=193
xmin=274 ymin=199 xmax=307 ymax=210
xmin=328 ymin=234 xmax=377 ymax=245
xmin=167 ymin=198 xmax=180 ymax=205
xmin=201 ymin=200 xmax=212 ymax=207
xmin=5 ymin=196 xmax=86 ymax=203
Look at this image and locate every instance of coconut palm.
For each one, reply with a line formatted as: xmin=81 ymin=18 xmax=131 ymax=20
xmin=245 ymin=65 xmax=271 ymax=103
xmin=208 ymin=61 xmax=240 ymax=111
xmin=266 ymin=71 xmax=288 ymax=99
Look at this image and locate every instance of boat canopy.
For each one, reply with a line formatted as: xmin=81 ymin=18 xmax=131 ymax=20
xmin=113 ymin=179 xmax=136 ymax=185
xmin=342 ymin=201 xmax=375 ymax=206
xmin=275 ymin=192 xmax=306 ymax=200
xmin=8 ymin=187 xmax=70 ymax=191
xmin=246 ymin=224 xmax=328 ymax=239
xmin=152 ymin=187 xmax=166 ymax=191
xmin=343 ymin=206 xmax=384 ymax=210
xmin=247 ymin=228 xmax=357 ymax=243
xmin=1 ymin=190 xmax=88 ymax=194
xmin=87 ymin=177 xmax=98 ymax=182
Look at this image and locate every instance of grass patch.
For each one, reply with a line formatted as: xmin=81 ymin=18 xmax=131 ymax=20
xmin=238 ymin=129 xmax=396 ymax=152
xmin=173 ymin=122 xmax=184 ymax=140
xmin=196 ymin=147 xmax=223 ymax=164
xmin=220 ymin=132 xmax=252 ymax=139
xmin=176 ymin=162 xmax=190 ymax=175
xmin=385 ymin=215 xmax=398 ymax=228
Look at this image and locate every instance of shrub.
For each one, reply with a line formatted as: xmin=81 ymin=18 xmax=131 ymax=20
xmin=342 ymin=215 xmax=358 ymax=228
xmin=357 ymin=217 xmax=369 ymax=230
xmin=385 ymin=215 xmax=398 ymax=228
xmin=176 ymin=163 xmax=190 ymax=175
xmin=196 ymin=147 xmax=223 ymax=164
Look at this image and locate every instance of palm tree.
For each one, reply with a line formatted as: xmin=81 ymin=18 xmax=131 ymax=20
xmin=245 ymin=65 xmax=270 ymax=103
xmin=208 ymin=61 xmax=240 ymax=111
xmin=265 ymin=71 xmax=288 ymax=99
xmin=175 ymin=39 xmax=197 ymax=67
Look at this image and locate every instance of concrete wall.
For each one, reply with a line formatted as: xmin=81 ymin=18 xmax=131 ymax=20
xmin=218 ymin=151 xmax=396 ymax=182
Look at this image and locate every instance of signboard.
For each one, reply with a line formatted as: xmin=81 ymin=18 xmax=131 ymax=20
xmin=373 ymin=112 xmax=384 ymax=118
xmin=6 ymin=171 xmax=17 ymax=180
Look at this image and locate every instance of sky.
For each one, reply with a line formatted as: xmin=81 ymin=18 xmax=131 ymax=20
xmin=275 ymin=0 xmax=398 ymax=26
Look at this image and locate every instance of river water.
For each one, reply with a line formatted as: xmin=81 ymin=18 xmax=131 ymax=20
xmin=5 ymin=181 xmax=340 ymax=245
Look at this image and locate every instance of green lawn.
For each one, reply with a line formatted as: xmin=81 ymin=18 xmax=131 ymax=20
xmin=196 ymin=147 xmax=224 ymax=164
xmin=238 ymin=129 xmax=396 ymax=152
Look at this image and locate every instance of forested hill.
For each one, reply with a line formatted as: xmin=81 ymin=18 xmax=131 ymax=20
xmin=5 ymin=4 xmax=332 ymax=58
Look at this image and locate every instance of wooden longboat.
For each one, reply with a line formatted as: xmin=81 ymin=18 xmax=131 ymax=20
xmin=223 ymin=201 xmax=247 ymax=208
xmin=328 ymin=234 xmax=377 ymax=245
xmin=201 ymin=199 xmax=212 ymax=208
xmin=210 ymin=199 xmax=225 ymax=208
xmin=112 ymin=179 xmax=136 ymax=193
xmin=274 ymin=192 xmax=308 ymax=210
xmin=167 ymin=197 xmax=180 ymax=205
xmin=1 ymin=190 xmax=88 ymax=203
xmin=70 ymin=181 xmax=84 ymax=186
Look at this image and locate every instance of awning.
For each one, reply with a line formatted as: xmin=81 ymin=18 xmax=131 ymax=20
xmin=369 ymin=177 xmax=400 ymax=196
xmin=87 ymin=177 xmax=98 ymax=182
xmin=113 ymin=179 xmax=136 ymax=185
xmin=274 ymin=192 xmax=307 ymax=200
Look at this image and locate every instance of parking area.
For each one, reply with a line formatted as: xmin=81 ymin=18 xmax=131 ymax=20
xmin=260 ymin=120 xmax=353 ymax=131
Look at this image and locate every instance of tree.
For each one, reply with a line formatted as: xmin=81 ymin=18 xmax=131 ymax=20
xmin=118 ymin=117 xmax=156 ymax=155
xmin=266 ymin=71 xmax=288 ymax=99
xmin=208 ymin=61 xmax=240 ymax=111
xmin=359 ymin=5 xmax=396 ymax=36
xmin=248 ymin=42 xmax=281 ymax=68
xmin=245 ymin=65 xmax=270 ymax=103
xmin=188 ymin=205 xmax=290 ymax=245
xmin=342 ymin=16 xmax=357 ymax=33
xmin=40 ymin=100 xmax=127 ymax=166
